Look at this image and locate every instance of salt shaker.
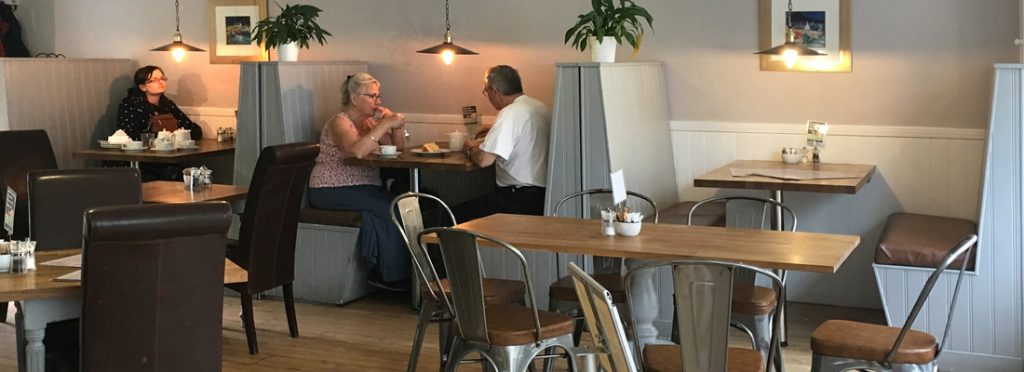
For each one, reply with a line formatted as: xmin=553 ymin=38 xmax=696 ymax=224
xmin=600 ymin=209 xmax=616 ymax=236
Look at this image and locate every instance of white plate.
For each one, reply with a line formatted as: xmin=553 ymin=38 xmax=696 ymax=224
xmin=377 ymin=151 xmax=402 ymax=158
xmin=98 ymin=140 xmax=122 ymax=149
xmin=410 ymin=148 xmax=450 ymax=157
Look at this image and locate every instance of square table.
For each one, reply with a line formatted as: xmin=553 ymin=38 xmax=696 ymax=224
xmin=343 ymin=143 xmax=479 ymax=192
xmin=73 ymin=139 xmax=235 ymax=168
xmin=142 ymin=181 xmax=248 ymax=204
xmin=424 ymin=213 xmax=860 ymax=349
xmin=3 ymin=250 xmax=246 ymax=372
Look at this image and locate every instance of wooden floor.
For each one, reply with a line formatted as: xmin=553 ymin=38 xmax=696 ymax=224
xmin=0 ymin=292 xmax=884 ymax=371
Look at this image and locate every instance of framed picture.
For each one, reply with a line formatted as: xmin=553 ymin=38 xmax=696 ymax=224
xmin=208 ymin=0 xmax=267 ymax=64
xmin=806 ymin=120 xmax=829 ymax=148
xmin=758 ymin=0 xmax=851 ymax=72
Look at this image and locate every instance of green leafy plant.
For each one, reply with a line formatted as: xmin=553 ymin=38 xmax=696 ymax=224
xmin=251 ymin=3 xmax=332 ymax=51
xmin=564 ymin=0 xmax=654 ymax=55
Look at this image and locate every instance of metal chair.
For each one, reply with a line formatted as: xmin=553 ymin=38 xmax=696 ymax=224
xmin=390 ymin=192 xmax=526 ymax=372
xmin=625 ymin=259 xmax=784 ymax=372
xmin=81 ymin=202 xmax=232 ymax=372
xmin=547 ymin=188 xmax=658 ymax=342
xmin=687 ymin=196 xmax=796 ymax=365
xmin=810 ymin=234 xmax=978 ymax=372
xmin=28 ymin=168 xmax=142 ymax=250
xmin=225 ymin=142 xmax=320 ymax=354
xmin=418 ymin=227 xmax=578 ymax=372
xmin=568 ymin=262 xmax=638 ymax=372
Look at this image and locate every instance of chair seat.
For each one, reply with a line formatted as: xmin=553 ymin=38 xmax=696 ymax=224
xmin=425 ymin=278 xmax=526 ymax=306
xmin=658 ymin=201 xmax=728 ymax=227
xmin=811 ymin=319 xmax=938 ymax=365
xmin=549 ymin=273 xmax=626 ymax=303
xmin=484 ymin=303 xmax=575 ymax=346
xmin=298 ymin=207 xmax=363 ymax=228
xmin=732 ymin=285 xmax=777 ymax=316
xmin=643 ymin=344 xmax=764 ymax=372
xmin=875 ymin=213 xmax=976 ymax=270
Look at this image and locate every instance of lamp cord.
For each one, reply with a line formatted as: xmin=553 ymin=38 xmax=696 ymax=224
xmin=785 ymin=0 xmax=792 ymax=30
xmin=444 ymin=0 xmax=451 ymax=32
xmin=174 ymin=0 xmax=181 ymax=32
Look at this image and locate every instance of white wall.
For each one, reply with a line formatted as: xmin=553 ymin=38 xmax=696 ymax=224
xmin=16 ymin=0 xmax=1018 ymax=129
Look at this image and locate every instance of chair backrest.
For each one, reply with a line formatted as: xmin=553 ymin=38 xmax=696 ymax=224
xmin=687 ymin=196 xmax=796 ymax=231
xmin=28 ymin=168 xmax=141 ymax=250
xmin=568 ymin=262 xmax=637 ymax=372
xmin=625 ymin=259 xmax=784 ymax=372
xmin=885 ymin=233 xmax=978 ymax=367
xmin=236 ymin=142 xmax=319 ymax=293
xmin=390 ymin=192 xmax=456 ymax=302
xmin=80 ymin=202 xmax=232 ymax=372
xmin=418 ymin=227 xmax=542 ymax=345
xmin=553 ymin=188 xmax=659 ymax=223
xmin=0 ymin=129 xmax=58 ymax=240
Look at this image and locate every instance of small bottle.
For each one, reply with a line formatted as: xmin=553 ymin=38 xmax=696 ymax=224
xmin=600 ymin=210 xmax=616 ymax=236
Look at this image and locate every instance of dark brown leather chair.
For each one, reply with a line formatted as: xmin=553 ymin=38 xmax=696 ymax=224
xmin=226 ymin=142 xmax=320 ymax=354
xmin=81 ymin=202 xmax=233 ymax=372
xmin=0 ymin=129 xmax=58 ymax=240
xmin=0 ymin=129 xmax=57 ymax=322
xmin=28 ymin=168 xmax=141 ymax=250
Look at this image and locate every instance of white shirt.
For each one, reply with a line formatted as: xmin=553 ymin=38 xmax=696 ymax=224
xmin=479 ymin=95 xmax=551 ymax=187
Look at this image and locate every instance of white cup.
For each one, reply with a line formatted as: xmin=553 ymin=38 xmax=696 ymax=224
xmin=122 ymin=140 xmax=144 ymax=150
xmin=155 ymin=139 xmax=174 ymax=150
xmin=380 ymin=145 xmax=397 ymax=155
xmin=448 ymin=132 xmax=467 ymax=151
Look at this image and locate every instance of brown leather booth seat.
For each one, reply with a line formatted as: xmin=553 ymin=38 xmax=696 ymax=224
xmin=657 ymin=201 xmax=727 ymax=227
xmin=875 ymin=213 xmax=977 ymax=270
xmin=299 ymin=207 xmax=363 ymax=228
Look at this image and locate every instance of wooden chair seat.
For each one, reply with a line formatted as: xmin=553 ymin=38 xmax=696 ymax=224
xmin=643 ymin=344 xmax=764 ymax=372
xmin=425 ymin=278 xmax=526 ymax=306
xmin=484 ymin=303 xmax=575 ymax=346
xmin=811 ymin=320 xmax=938 ymax=365
xmin=548 ymin=273 xmax=626 ymax=303
xmin=731 ymin=285 xmax=778 ymax=316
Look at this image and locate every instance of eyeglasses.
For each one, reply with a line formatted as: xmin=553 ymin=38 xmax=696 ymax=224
xmin=357 ymin=92 xmax=382 ymax=101
xmin=146 ymin=76 xmax=169 ymax=84
xmin=481 ymin=87 xmax=492 ymax=97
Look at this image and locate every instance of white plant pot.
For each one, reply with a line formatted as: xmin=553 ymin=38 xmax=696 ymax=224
xmin=276 ymin=42 xmax=300 ymax=62
xmin=590 ymin=36 xmax=617 ymax=63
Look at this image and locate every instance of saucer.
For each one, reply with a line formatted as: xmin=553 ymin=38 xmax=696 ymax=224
xmin=378 ymin=151 xmax=402 ymax=158
xmin=152 ymin=147 xmax=176 ymax=152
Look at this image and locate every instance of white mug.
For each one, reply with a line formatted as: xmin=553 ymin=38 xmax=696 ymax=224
xmin=380 ymin=145 xmax=397 ymax=155
xmin=155 ymin=139 xmax=174 ymax=150
xmin=448 ymin=132 xmax=467 ymax=151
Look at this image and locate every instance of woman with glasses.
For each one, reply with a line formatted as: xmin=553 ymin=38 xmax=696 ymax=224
xmin=308 ymin=72 xmax=410 ymax=290
xmin=116 ymin=65 xmax=203 ymax=141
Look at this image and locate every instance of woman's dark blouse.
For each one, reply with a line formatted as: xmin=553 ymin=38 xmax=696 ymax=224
xmin=117 ymin=88 xmax=203 ymax=140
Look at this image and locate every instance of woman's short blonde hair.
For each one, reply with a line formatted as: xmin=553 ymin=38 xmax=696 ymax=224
xmin=341 ymin=72 xmax=380 ymax=108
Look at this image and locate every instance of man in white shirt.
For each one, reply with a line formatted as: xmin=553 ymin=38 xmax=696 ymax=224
xmin=453 ymin=65 xmax=550 ymax=222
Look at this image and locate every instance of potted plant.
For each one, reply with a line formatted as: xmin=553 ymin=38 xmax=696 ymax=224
xmin=564 ymin=0 xmax=654 ymax=63
xmin=251 ymin=3 xmax=332 ymax=62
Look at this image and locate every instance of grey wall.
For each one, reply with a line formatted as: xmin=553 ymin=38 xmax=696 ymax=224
xmin=16 ymin=0 xmax=1018 ymax=128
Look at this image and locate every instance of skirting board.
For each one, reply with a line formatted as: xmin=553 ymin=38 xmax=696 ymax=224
xmin=939 ymin=350 xmax=1021 ymax=372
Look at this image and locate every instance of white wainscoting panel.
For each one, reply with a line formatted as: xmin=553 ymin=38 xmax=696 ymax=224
xmin=179 ymin=106 xmax=237 ymax=140
xmin=670 ymin=121 xmax=986 ymax=311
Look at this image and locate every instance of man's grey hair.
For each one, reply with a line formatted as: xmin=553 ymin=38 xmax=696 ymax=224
xmin=485 ymin=65 xmax=523 ymax=96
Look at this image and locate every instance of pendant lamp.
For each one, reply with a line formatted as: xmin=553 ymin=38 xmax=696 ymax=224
xmin=755 ymin=0 xmax=824 ymax=69
xmin=417 ymin=0 xmax=477 ymax=65
xmin=151 ymin=0 xmax=205 ymax=62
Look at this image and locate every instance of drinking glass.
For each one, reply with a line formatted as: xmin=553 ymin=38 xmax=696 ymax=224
xmin=140 ymin=132 xmax=155 ymax=148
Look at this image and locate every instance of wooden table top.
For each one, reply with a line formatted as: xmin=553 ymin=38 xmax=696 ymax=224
xmin=73 ymin=139 xmax=235 ymax=164
xmin=343 ymin=143 xmax=479 ymax=172
xmin=0 ymin=249 xmax=247 ymax=302
xmin=693 ymin=160 xmax=876 ymax=194
xmin=142 ymin=181 xmax=248 ymax=204
xmin=426 ymin=214 xmax=860 ymax=273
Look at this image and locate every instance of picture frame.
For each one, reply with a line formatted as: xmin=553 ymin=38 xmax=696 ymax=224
xmin=208 ymin=0 xmax=267 ymax=64
xmin=758 ymin=0 xmax=851 ymax=72
xmin=806 ymin=120 xmax=829 ymax=148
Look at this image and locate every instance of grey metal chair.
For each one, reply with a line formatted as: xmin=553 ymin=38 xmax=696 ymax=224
xmin=547 ymin=188 xmax=658 ymax=341
xmin=568 ymin=262 xmax=638 ymax=372
xmin=687 ymin=196 xmax=796 ymax=366
xmin=391 ymin=192 xmax=526 ymax=372
xmin=809 ymin=234 xmax=978 ymax=372
xmin=418 ymin=227 xmax=578 ymax=372
xmin=625 ymin=259 xmax=784 ymax=372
